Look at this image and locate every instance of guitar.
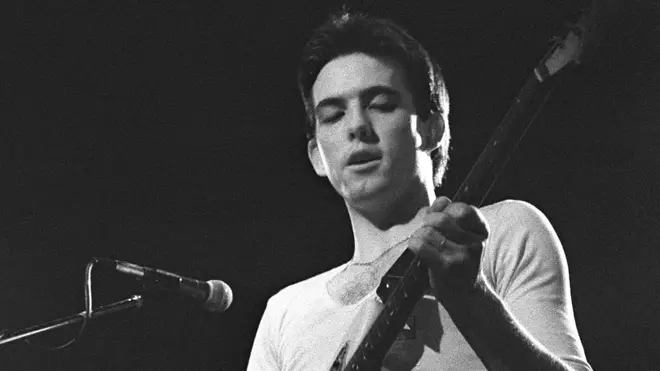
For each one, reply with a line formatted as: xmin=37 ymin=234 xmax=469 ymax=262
xmin=337 ymin=1 xmax=618 ymax=370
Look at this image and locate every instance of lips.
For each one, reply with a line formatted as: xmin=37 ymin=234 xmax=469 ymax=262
xmin=346 ymin=150 xmax=382 ymax=166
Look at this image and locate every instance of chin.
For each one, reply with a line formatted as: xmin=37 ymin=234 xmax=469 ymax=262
xmin=340 ymin=178 xmax=397 ymax=210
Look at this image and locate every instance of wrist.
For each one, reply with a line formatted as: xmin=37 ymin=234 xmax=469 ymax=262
xmin=435 ymin=271 xmax=491 ymax=311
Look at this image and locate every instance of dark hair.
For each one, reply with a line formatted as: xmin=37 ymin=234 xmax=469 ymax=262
xmin=297 ymin=11 xmax=451 ymax=185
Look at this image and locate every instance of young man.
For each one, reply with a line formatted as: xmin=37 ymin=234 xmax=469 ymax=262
xmin=247 ymin=12 xmax=592 ymax=371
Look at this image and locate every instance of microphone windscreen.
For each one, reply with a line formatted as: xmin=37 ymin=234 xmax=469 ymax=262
xmin=204 ymin=280 xmax=233 ymax=312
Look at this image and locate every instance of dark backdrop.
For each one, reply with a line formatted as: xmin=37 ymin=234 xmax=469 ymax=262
xmin=1 ymin=1 xmax=659 ymax=370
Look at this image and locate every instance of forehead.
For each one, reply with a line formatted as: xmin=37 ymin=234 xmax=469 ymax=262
xmin=311 ymin=53 xmax=408 ymax=104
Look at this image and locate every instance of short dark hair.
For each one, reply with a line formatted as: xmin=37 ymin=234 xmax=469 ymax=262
xmin=297 ymin=11 xmax=451 ymax=185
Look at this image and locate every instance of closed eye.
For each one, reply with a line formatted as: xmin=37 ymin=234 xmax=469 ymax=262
xmin=319 ymin=111 xmax=344 ymax=124
xmin=369 ymin=103 xmax=397 ymax=112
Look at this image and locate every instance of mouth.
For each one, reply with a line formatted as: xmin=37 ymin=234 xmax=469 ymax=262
xmin=346 ymin=150 xmax=382 ymax=169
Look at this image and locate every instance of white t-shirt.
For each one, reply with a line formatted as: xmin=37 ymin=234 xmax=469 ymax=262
xmin=247 ymin=200 xmax=592 ymax=371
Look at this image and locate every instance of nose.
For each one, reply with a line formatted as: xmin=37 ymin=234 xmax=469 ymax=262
xmin=347 ymin=108 xmax=376 ymax=142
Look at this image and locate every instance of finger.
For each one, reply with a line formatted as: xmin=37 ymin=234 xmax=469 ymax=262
xmin=428 ymin=196 xmax=451 ymax=213
xmin=409 ymin=233 xmax=471 ymax=269
xmin=442 ymin=202 xmax=489 ymax=239
xmin=422 ymin=212 xmax=486 ymax=245
xmin=416 ymin=205 xmax=431 ymax=218
xmin=407 ymin=226 xmax=447 ymax=252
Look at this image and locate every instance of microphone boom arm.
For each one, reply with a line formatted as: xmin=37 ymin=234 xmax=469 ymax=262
xmin=0 ymin=295 xmax=143 ymax=348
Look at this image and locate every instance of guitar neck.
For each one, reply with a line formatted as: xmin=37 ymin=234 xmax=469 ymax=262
xmin=452 ymin=71 xmax=557 ymax=206
xmin=343 ymin=249 xmax=428 ymax=371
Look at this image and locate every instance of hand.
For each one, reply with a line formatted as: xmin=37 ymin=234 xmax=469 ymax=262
xmin=407 ymin=196 xmax=490 ymax=301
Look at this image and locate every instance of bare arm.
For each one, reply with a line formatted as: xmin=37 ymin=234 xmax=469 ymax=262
xmin=441 ymin=275 xmax=580 ymax=371
xmin=409 ymin=198 xmax=591 ymax=371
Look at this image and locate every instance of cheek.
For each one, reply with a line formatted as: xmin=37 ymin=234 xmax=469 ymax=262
xmin=317 ymin=139 xmax=342 ymax=174
xmin=385 ymin=125 xmax=417 ymax=159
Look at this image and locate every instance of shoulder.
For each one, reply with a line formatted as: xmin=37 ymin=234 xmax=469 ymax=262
xmin=264 ymin=264 xmax=345 ymax=319
xmin=479 ymin=199 xmax=553 ymax=233
xmin=249 ymin=266 xmax=346 ymax=370
xmin=478 ymin=200 xmax=568 ymax=291
xmin=479 ymin=199 xmax=561 ymax=253
xmin=479 ymin=199 xmax=562 ymax=257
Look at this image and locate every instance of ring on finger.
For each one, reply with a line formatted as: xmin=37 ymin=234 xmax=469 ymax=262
xmin=437 ymin=234 xmax=448 ymax=250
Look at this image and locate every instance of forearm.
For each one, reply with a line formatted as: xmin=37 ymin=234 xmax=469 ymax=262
xmin=440 ymin=278 xmax=575 ymax=371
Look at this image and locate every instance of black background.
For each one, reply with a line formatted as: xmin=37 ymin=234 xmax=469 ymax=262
xmin=1 ymin=0 xmax=659 ymax=370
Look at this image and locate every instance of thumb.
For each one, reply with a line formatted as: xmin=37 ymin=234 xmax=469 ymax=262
xmin=416 ymin=205 xmax=431 ymax=218
xmin=429 ymin=196 xmax=451 ymax=212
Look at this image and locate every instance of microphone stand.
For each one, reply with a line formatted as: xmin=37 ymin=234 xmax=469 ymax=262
xmin=0 ymin=295 xmax=143 ymax=347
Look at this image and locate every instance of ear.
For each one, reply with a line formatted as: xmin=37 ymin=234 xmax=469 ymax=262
xmin=307 ymin=138 xmax=328 ymax=177
xmin=418 ymin=111 xmax=445 ymax=152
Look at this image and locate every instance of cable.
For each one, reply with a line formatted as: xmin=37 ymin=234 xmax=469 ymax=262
xmin=23 ymin=259 xmax=96 ymax=350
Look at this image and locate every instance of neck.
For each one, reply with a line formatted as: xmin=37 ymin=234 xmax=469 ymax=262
xmin=346 ymin=179 xmax=436 ymax=264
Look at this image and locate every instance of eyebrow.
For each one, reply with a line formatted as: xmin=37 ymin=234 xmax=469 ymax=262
xmin=314 ymin=85 xmax=401 ymax=115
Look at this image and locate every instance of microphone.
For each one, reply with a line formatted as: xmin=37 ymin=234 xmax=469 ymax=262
xmin=95 ymin=258 xmax=233 ymax=313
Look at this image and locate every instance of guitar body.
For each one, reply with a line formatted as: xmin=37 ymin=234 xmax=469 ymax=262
xmin=380 ymin=295 xmax=483 ymax=371
xmin=327 ymin=271 xmax=484 ymax=371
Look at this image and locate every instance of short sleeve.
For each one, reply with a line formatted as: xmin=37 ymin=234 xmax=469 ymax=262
xmin=247 ymin=297 xmax=282 ymax=371
xmin=481 ymin=200 xmax=592 ymax=371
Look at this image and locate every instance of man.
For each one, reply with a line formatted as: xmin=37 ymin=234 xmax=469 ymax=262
xmin=247 ymin=11 xmax=592 ymax=371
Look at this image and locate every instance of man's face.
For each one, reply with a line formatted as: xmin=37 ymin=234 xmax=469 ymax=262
xmin=308 ymin=53 xmax=426 ymax=208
